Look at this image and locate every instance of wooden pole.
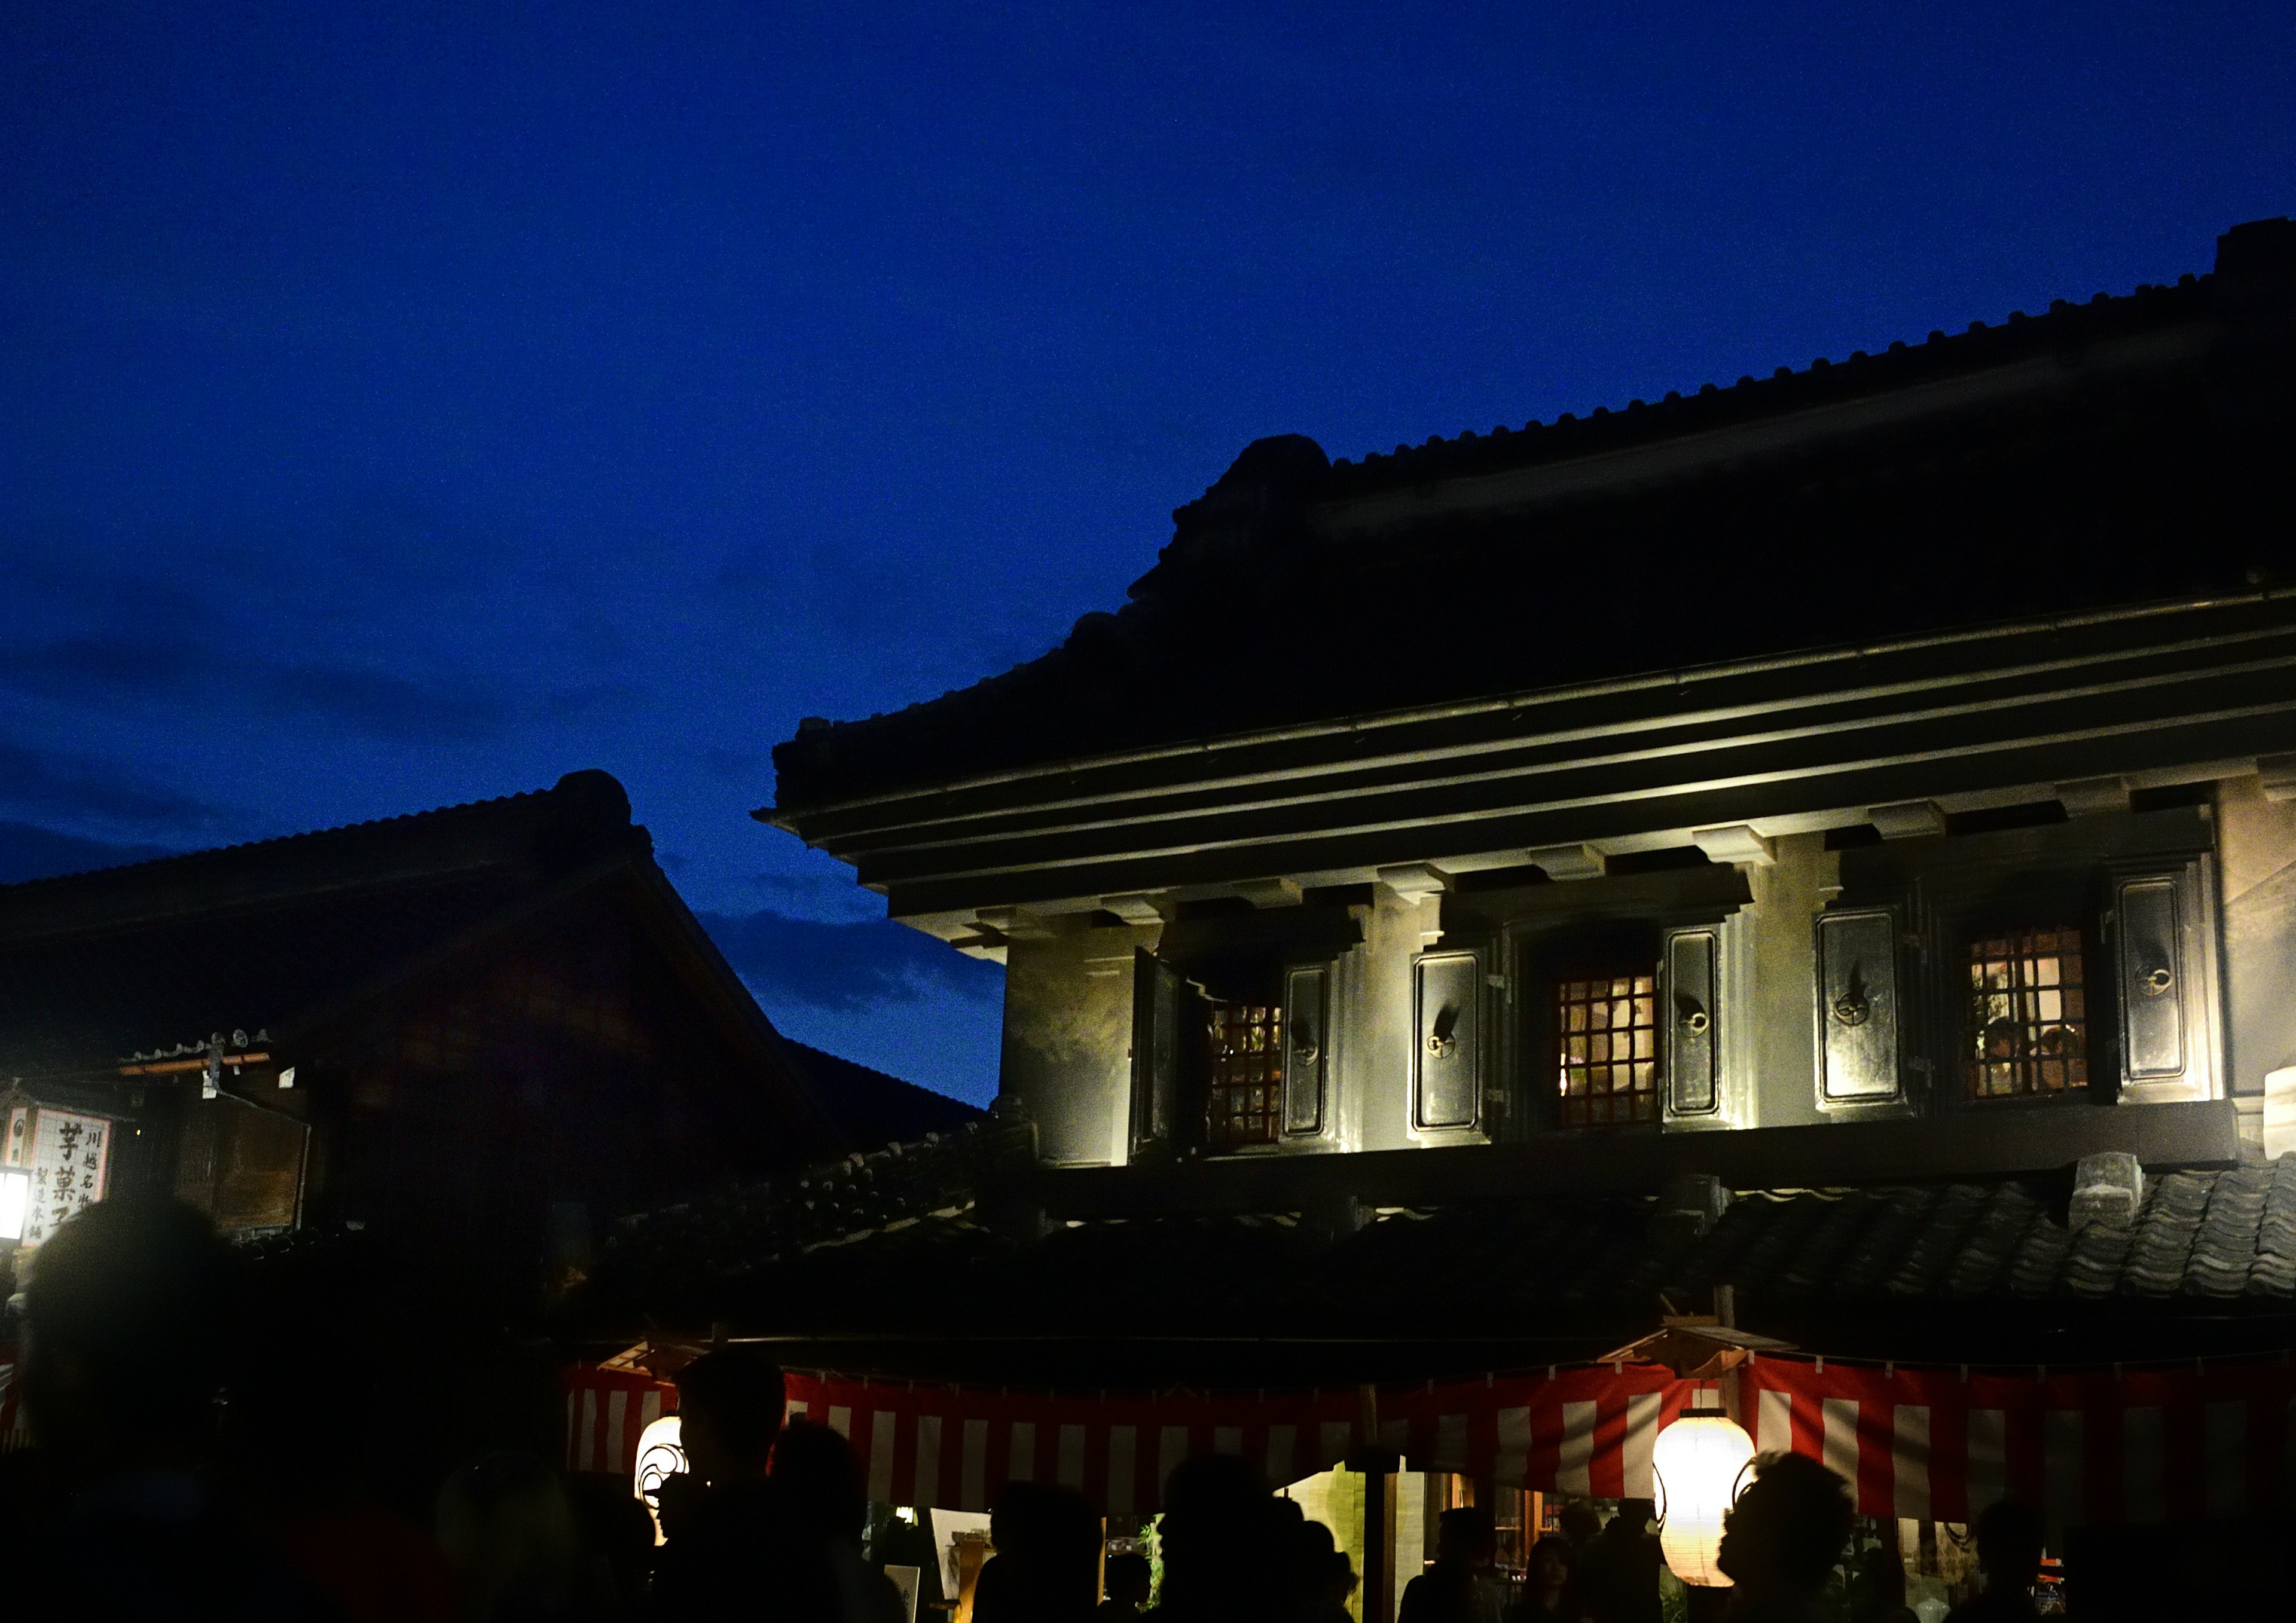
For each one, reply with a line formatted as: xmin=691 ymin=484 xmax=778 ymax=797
xmin=1713 ymin=1284 xmax=1744 ymax=1431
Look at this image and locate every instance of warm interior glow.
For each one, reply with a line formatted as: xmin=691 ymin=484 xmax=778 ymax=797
xmin=0 ymin=1164 xmax=28 ymax=1242
xmin=1652 ymin=1393 xmax=1755 ymax=1588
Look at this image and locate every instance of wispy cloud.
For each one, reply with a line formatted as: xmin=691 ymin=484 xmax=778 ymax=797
xmin=696 ymin=907 xmax=1002 ymax=1015
xmin=0 ymin=638 xmax=513 ymax=743
xmin=0 ymin=740 xmax=227 ymax=833
xmin=0 ymin=820 xmax=179 ymax=884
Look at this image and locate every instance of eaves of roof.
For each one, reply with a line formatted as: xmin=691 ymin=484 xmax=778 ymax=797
xmin=770 ymin=219 xmax=2296 ymax=818
xmin=780 ymin=590 xmax=2296 ymax=918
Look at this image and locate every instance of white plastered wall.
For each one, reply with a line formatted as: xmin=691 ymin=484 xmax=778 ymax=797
xmin=1338 ymin=885 xmax=1434 ymax=1152
xmin=1737 ymin=833 xmax=1838 ymax=1129
xmin=2215 ymin=775 xmax=2296 ymax=1142
xmin=998 ymin=921 xmax=1160 ymax=1166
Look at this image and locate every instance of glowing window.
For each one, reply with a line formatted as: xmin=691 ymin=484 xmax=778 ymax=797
xmin=1555 ymin=973 xmax=1658 ymax=1127
xmin=1205 ymin=1001 xmax=1282 ymax=1148
xmin=1967 ymin=926 xmax=2087 ymax=1099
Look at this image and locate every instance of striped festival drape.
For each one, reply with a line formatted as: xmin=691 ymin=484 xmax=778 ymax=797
xmin=563 ymin=1356 xmax=2296 ymax=1526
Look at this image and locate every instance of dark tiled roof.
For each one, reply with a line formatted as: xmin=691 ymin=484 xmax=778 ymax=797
xmin=785 ymin=1041 xmax=985 ymax=1147
xmin=774 ymin=219 xmax=2296 ymax=811
xmin=585 ymin=1151 xmax=2296 ymax=1381
xmin=0 ymin=771 xmax=646 ymax=1077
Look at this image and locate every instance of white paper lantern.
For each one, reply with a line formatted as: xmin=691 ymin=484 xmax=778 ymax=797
xmin=633 ymin=1415 xmax=686 ymax=1545
xmin=1652 ymin=1390 xmax=1755 ymax=1588
xmin=0 ymin=1163 xmax=29 ymax=1243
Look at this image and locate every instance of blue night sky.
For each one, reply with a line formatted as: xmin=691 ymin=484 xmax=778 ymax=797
xmin=3 ymin=4 xmax=2291 ymax=1103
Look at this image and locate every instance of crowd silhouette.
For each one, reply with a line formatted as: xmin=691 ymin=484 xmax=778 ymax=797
xmin=0 ymin=1198 xmax=2096 ymax=1621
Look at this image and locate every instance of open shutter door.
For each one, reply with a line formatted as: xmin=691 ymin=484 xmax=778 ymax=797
xmin=1130 ymin=947 xmax=1186 ymax=1153
xmin=1281 ymin=964 xmax=1330 ymax=1136
xmin=1817 ymin=907 xmax=1904 ymax=1104
xmin=2115 ymin=871 xmax=2194 ymax=1094
xmin=1413 ymin=949 xmax=1482 ymax=1130
xmin=1663 ymin=926 xmax=1721 ymax=1117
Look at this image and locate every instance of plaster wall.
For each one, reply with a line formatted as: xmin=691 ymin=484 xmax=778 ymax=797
xmin=2216 ymin=775 xmax=2296 ymax=1101
xmin=1738 ymin=833 xmax=1837 ymax=1129
xmin=1347 ymin=886 xmax=1435 ymax=1152
xmin=999 ymin=921 xmax=1159 ymax=1166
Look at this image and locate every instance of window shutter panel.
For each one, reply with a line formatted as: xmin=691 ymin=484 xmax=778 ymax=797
xmin=1816 ymin=907 xmax=1903 ymax=1102
xmin=2115 ymin=872 xmax=2188 ymax=1087
xmin=1413 ymin=949 xmax=1482 ymax=1130
xmin=1129 ymin=947 xmax=1185 ymax=1150
xmin=1663 ymin=927 xmax=1721 ymax=1116
xmin=1281 ymin=964 xmax=1330 ymax=1136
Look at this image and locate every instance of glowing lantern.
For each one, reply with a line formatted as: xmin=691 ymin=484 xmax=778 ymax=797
xmin=0 ymin=1163 xmax=28 ymax=1243
xmin=1652 ymin=1389 xmax=1755 ymax=1587
xmin=633 ymin=1415 xmax=686 ymax=1545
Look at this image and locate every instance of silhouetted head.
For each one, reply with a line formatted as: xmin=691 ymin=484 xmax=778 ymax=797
xmin=22 ymin=1199 xmax=236 ymax=1478
xmin=1610 ymin=1497 xmax=1655 ymax=1536
xmin=1290 ymin=1514 xmax=1355 ymax=1606
xmin=770 ymin=1417 xmax=865 ymax=1541
xmin=1104 ymin=1551 xmax=1152 ymax=1607
xmin=1559 ymin=1503 xmax=1603 ymax=1548
xmin=1715 ymin=1452 xmax=1854 ymax=1596
xmin=435 ymin=1450 xmax=580 ymax=1620
xmin=672 ymin=1346 xmax=784 ymax=1483
xmin=1158 ymin=1454 xmax=1284 ymax=1618
xmin=1973 ymin=1499 xmax=2046 ymax=1591
xmin=1529 ymin=1535 xmax=1575 ymax=1596
xmin=1436 ymin=1505 xmax=1495 ymax=1567
xmin=983 ymin=1478 xmax=1100 ymax=1613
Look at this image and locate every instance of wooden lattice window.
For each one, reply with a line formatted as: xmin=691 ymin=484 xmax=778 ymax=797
xmin=1205 ymin=1001 xmax=1282 ymax=1148
xmin=1967 ymin=926 xmax=2087 ymax=1099
xmin=1555 ymin=973 xmax=1658 ymax=1127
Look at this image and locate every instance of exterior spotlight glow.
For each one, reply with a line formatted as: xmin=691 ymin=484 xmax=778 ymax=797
xmin=0 ymin=1163 xmax=28 ymax=1242
xmin=1653 ymin=1389 xmax=1755 ymax=1587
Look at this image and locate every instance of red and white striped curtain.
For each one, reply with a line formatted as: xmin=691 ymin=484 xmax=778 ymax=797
xmin=564 ymin=1355 xmax=2296 ymax=1527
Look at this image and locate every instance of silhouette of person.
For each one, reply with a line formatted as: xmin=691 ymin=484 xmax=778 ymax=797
xmin=1941 ymin=1502 xmax=2044 ymax=1623
xmin=768 ymin=1417 xmax=906 ymax=1622
xmin=1098 ymin=1551 xmax=1153 ymax=1617
xmin=1150 ymin=1454 xmax=1297 ymax=1622
xmin=1578 ymin=1499 xmax=1661 ymax=1623
xmin=1846 ymin=1539 xmax=1918 ymax=1623
xmin=1292 ymin=1515 xmax=1358 ymax=1623
xmin=435 ymin=1450 xmax=590 ymax=1621
xmin=1504 ymin=1536 xmax=1587 ymax=1623
xmin=1714 ymin=1453 xmax=1854 ymax=1623
xmin=15 ymin=1199 xmax=331 ymax=1620
xmin=649 ymin=1345 xmax=787 ymax=1616
xmin=973 ymin=1480 xmax=1100 ymax=1623
xmin=1401 ymin=1505 xmax=1503 ymax=1623
xmin=1559 ymin=1505 xmax=1604 ymax=1554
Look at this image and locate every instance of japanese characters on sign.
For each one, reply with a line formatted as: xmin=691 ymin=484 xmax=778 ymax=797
xmin=1 ymin=1104 xmax=112 ymax=1247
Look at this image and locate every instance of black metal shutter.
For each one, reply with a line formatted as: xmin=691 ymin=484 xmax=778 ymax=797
xmin=1130 ymin=947 xmax=1185 ymax=1152
xmin=1816 ymin=906 xmax=1905 ymax=1104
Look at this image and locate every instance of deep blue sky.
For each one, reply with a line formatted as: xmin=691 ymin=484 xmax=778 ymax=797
xmin=4 ymin=4 xmax=2291 ymax=1103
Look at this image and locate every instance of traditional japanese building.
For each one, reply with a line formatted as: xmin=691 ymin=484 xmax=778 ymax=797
xmin=570 ymin=221 xmax=2296 ymax=1612
xmin=0 ymin=770 xmax=975 ymax=1280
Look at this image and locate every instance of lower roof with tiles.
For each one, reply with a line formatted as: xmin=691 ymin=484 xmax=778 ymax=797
xmin=581 ymin=1133 xmax=2296 ymax=1387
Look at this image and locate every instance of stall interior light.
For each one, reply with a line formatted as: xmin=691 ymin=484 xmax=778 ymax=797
xmin=1652 ymin=1389 xmax=1755 ymax=1588
xmin=0 ymin=1163 xmax=30 ymax=1242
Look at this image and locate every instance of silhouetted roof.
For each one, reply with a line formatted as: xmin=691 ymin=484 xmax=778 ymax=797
xmin=785 ymin=1040 xmax=985 ymax=1146
xmin=774 ymin=218 xmax=2296 ymax=812
xmin=586 ymin=1150 xmax=2296 ymax=1384
xmin=0 ymin=771 xmax=652 ymax=1078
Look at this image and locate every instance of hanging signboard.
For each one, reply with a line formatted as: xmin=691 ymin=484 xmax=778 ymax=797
xmin=2 ymin=1104 xmax=114 ymax=1248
